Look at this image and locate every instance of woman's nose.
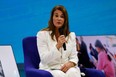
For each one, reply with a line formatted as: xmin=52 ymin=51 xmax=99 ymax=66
xmin=57 ymin=17 xmax=61 ymax=20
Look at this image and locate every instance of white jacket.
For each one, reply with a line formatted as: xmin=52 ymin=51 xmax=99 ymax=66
xmin=37 ymin=31 xmax=78 ymax=70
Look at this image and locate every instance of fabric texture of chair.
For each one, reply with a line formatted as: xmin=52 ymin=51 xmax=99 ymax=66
xmin=22 ymin=36 xmax=53 ymax=77
xmin=80 ymin=68 xmax=106 ymax=77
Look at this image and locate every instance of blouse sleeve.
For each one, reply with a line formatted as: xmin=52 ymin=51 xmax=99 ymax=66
xmin=96 ymin=52 xmax=104 ymax=70
xmin=69 ymin=32 xmax=78 ymax=65
xmin=36 ymin=31 xmax=61 ymax=65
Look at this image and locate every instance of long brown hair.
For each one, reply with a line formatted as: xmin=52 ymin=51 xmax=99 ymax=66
xmin=43 ymin=5 xmax=70 ymax=40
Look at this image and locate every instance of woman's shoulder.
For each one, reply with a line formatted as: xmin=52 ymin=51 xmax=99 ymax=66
xmin=36 ymin=30 xmax=50 ymax=37
xmin=69 ymin=32 xmax=76 ymax=36
xmin=69 ymin=32 xmax=76 ymax=38
xmin=98 ymin=51 xmax=107 ymax=58
xmin=67 ymin=32 xmax=76 ymax=41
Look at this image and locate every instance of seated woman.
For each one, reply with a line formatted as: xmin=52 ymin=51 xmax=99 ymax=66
xmin=36 ymin=5 xmax=81 ymax=77
xmin=95 ymin=40 xmax=115 ymax=77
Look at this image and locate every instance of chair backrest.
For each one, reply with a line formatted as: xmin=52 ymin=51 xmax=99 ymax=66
xmin=23 ymin=36 xmax=40 ymax=69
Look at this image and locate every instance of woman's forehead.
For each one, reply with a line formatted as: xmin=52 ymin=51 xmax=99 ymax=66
xmin=54 ymin=10 xmax=63 ymax=15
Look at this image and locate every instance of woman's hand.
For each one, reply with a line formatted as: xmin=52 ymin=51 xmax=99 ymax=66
xmin=60 ymin=61 xmax=76 ymax=73
xmin=56 ymin=35 xmax=66 ymax=50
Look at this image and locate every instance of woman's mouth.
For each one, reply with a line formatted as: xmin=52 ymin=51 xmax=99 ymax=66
xmin=57 ymin=22 xmax=62 ymax=25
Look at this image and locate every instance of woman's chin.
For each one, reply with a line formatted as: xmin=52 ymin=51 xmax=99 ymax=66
xmin=55 ymin=25 xmax=63 ymax=28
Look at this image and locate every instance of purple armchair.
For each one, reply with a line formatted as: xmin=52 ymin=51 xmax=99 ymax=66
xmin=22 ymin=36 xmax=53 ymax=77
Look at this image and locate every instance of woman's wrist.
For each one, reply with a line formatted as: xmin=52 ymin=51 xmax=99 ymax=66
xmin=69 ymin=61 xmax=76 ymax=67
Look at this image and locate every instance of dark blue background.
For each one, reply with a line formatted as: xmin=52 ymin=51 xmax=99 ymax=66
xmin=0 ymin=0 xmax=116 ymax=63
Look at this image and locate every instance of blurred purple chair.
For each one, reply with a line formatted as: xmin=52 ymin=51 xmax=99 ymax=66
xmin=22 ymin=36 xmax=53 ymax=77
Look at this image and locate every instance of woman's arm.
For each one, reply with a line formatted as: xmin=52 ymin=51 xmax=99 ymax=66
xmin=37 ymin=31 xmax=61 ymax=65
xmin=96 ymin=52 xmax=104 ymax=70
xmin=68 ymin=32 xmax=78 ymax=65
xmin=60 ymin=32 xmax=78 ymax=73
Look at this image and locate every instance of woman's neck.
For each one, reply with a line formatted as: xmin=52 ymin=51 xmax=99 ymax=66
xmin=99 ymin=49 xmax=105 ymax=53
xmin=55 ymin=28 xmax=60 ymax=41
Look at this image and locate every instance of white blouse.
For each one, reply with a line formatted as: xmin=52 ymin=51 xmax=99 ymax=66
xmin=37 ymin=31 xmax=78 ymax=70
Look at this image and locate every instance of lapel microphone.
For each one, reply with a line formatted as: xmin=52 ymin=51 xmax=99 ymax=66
xmin=59 ymin=28 xmax=66 ymax=50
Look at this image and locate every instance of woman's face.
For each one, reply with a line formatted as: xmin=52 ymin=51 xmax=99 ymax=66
xmin=96 ymin=47 xmax=101 ymax=53
xmin=53 ymin=10 xmax=65 ymax=29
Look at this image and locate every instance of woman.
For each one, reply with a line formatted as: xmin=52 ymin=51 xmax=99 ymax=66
xmin=95 ymin=40 xmax=115 ymax=77
xmin=37 ymin=5 xmax=81 ymax=77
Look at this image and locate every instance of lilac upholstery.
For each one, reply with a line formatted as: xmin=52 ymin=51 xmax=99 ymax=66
xmin=22 ymin=36 xmax=53 ymax=77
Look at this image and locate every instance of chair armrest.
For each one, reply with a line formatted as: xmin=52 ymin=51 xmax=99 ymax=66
xmin=80 ymin=68 xmax=106 ymax=77
xmin=25 ymin=68 xmax=53 ymax=77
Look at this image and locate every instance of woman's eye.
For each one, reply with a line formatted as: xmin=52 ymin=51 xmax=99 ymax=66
xmin=54 ymin=14 xmax=64 ymax=18
xmin=55 ymin=15 xmax=58 ymax=17
xmin=61 ymin=15 xmax=64 ymax=18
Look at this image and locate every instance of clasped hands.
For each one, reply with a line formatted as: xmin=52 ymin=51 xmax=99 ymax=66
xmin=60 ymin=61 xmax=76 ymax=73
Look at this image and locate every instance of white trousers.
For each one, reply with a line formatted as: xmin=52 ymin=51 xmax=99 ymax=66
xmin=48 ymin=67 xmax=81 ymax=77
